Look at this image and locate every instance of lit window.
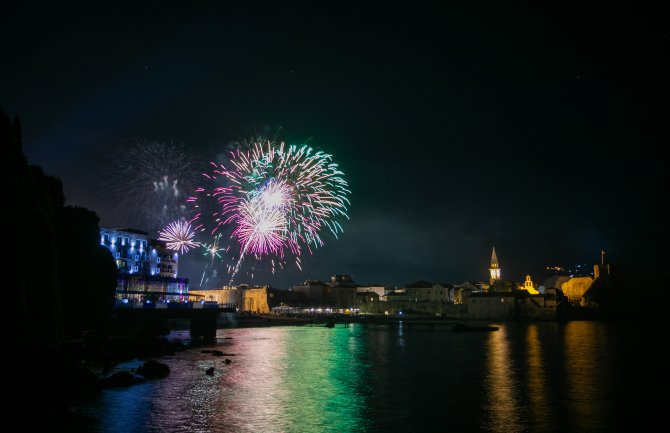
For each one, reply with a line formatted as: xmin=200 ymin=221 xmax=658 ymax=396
xmin=157 ymin=257 xmax=161 ymax=263
xmin=115 ymin=251 xmax=120 ymax=258
xmin=133 ymin=265 xmax=138 ymax=272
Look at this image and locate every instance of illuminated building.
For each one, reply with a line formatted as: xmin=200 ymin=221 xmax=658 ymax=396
xmin=356 ymin=284 xmax=391 ymax=300
xmin=190 ymin=285 xmax=270 ymax=313
xmin=190 ymin=285 xmax=310 ymax=313
xmin=489 ymin=246 xmax=501 ymax=285
xmin=543 ymin=263 xmax=612 ymax=306
xmin=523 ymin=275 xmax=540 ymax=295
xmin=467 ymin=249 xmax=564 ymax=318
xmin=100 ymin=227 xmax=178 ymax=277
xmin=99 ymin=227 xmax=189 ymax=299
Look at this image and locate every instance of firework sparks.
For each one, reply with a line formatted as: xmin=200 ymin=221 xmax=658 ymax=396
xmin=189 ymin=139 xmax=350 ymax=283
xmin=201 ymin=233 xmax=225 ymax=262
xmin=101 ymin=140 xmax=199 ymax=235
xmin=158 ymin=220 xmax=199 ymax=254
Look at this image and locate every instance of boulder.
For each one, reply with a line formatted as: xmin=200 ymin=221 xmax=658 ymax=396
xmin=137 ymin=360 xmax=170 ymax=379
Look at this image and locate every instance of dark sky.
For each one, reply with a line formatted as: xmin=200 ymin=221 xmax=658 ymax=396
xmin=2 ymin=2 xmax=667 ymax=288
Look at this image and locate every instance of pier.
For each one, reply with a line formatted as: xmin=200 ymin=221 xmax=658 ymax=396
xmin=114 ymin=296 xmax=234 ymax=339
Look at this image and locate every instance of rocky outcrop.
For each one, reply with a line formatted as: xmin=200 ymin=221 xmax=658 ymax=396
xmin=137 ymin=360 xmax=170 ymax=379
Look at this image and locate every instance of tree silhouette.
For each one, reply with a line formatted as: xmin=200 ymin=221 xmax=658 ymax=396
xmin=3 ymin=107 xmax=116 ymax=347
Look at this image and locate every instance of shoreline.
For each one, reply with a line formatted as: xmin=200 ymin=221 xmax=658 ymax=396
xmin=215 ymin=311 xmax=656 ymax=329
xmin=218 ymin=313 xmax=497 ymax=329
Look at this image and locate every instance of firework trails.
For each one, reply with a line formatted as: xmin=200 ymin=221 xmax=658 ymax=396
xmin=158 ymin=220 xmax=199 ymax=254
xmin=189 ymin=139 xmax=350 ymax=283
xmin=201 ymin=233 xmax=225 ymax=263
xmin=101 ymin=140 xmax=199 ymax=235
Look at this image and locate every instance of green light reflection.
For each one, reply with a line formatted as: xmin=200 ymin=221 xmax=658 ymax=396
xmin=277 ymin=325 xmax=371 ymax=433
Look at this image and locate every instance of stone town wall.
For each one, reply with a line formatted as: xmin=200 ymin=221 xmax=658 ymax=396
xmin=560 ymin=277 xmax=594 ymax=303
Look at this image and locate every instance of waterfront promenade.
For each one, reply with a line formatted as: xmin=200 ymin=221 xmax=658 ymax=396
xmin=224 ymin=312 xmax=475 ymax=329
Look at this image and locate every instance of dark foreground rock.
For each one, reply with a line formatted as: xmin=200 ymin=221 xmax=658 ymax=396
xmin=137 ymin=360 xmax=170 ymax=378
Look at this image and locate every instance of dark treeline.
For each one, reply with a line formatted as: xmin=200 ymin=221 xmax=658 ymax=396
xmin=3 ymin=107 xmax=117 ymax=428
xmin=4 ymin=107 xmax=117 ymax=347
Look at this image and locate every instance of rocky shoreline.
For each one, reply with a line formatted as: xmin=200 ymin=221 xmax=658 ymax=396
xmin=2 ymin=333 xmax=189 ymax=428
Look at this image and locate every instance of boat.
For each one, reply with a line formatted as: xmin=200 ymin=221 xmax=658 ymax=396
xmin=452 ymin=324 xmax=499 ymax=332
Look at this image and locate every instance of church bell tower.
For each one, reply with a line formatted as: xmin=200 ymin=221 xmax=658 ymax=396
xmin=489 ymin=246 xmax=501 ymax=286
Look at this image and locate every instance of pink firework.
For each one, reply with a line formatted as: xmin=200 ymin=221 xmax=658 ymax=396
xmin=158 ymin=220 xmax=199 ymax=254
xmin=188 ymin=139 xmax=350 ymax=282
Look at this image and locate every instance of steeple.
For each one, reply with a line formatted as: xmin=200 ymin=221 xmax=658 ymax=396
xmin=490 ymin=247 xmax=499 ymax=269
xmin=489 ymin=246 xmax=501 ymax=285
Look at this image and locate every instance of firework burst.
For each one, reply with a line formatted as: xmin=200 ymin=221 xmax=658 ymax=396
xmin=101 ymin=140 xmax=199 ymax=235
xmin=189 ymin=139 xmax=350 ymax=283
xmin=201 ymin=233 xmax=225 ymax=263
xmin=158 ymin=220 xmax=199 ymax=254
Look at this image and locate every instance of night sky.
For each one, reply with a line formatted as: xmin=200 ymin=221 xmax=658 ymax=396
xmin=2 ymin=3 xmax=667 ymax=288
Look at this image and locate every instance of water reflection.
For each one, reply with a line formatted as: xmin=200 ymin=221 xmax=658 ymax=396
xmin=563 ymin=321 xmax=609 ymax=432
xmin=216 ymin=330 xmax=289 ymax=432
xmin=85 ymin=326 xmax=370 ymax=433
xmin=484 ymin=325 xmax=522 ymax=433
xmin=78 ymin=322 xmax=648 ymax=433
xmin=525 ymin=324 xmax=551 ymax=431
xmin=277 ymin=326 xmax=370 ymax=432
